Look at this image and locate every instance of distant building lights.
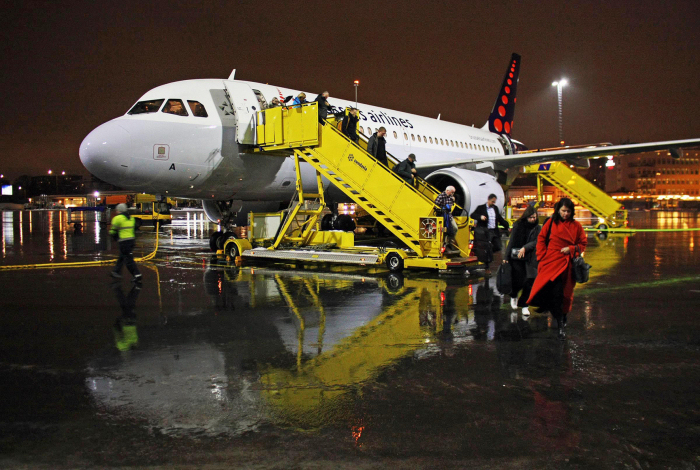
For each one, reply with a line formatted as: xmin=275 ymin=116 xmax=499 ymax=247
xmin=93 ymin=191 xmax=100 ymax=197
xmin=48 ymin=170 xmax=52 ymax=174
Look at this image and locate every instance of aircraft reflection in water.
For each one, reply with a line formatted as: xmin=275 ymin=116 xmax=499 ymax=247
xmin=85 ymin=237 xmax=628 ymax=433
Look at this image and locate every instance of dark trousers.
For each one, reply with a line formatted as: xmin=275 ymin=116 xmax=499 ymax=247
xmin=530 ymin=272 xmax=566 ymax=325
xmin=114 ymin=239 xmax=140 ymax=276
xmin=510 ymin=259 xmax=527 ymax=297
xmin=518 ymin=278 xmax=535 ymax=307
xmin=489 ymin=229 xmax=502 ymax=252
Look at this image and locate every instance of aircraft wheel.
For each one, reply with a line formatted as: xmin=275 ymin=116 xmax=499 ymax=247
xmin=334 ymin=214 xmax=356 ymax=232
xmin=321 ymin=213 xmax=334 ymax=231
xmin=385 ymin=252 xmax=404 ymax=273
xmin=217 ymin=231 xmax=236 ymax=250
xmin=598 ymin=224 xmax=608 ymax=231
xmin=226 ymin=241 xmax=240 ymax=260
xmin=385 ymin=273 xmax=404 ymax=292
xmin=209 ymin=231 xmax=223 ymax=252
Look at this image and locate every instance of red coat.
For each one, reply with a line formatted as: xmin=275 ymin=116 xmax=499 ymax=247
xmin=527 ymin=218 xmax=587 ymax=314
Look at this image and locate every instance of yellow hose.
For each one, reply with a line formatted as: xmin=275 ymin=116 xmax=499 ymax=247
xmin=0 ymin=229 xmax=159 ymax=270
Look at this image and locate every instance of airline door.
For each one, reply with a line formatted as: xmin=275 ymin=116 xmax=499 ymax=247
xmin=223 ymin=81 xmax=259 ymax=145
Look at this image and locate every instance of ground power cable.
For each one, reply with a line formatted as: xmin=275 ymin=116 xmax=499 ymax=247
xmin=0 ymin=229 xmax=159 ymax=271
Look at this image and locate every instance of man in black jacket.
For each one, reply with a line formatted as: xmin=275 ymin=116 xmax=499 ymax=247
xmin=367 ymin=127 xmax=387 ymax=166
xmin=394 ymin=153 xmax=417 ymax=183
xmin=341 ymin=107 xmax=360 ymax=143
xmin=314 ymin=91 xmax=331 ymax=124
xmin=470 ymin=194 xmax=510 ymax=253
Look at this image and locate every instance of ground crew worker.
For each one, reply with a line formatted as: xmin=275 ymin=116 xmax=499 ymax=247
xmin=394 ymin=153 xmax=417 ymax=183
xmin=367 ymin=127 xmax=388 ymax=166
xmin=109 ymin=203 xmax=142 ymax=282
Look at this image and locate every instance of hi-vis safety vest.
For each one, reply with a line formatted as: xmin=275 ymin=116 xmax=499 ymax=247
xmin=110 ymin=214 xmax=136 ymax=241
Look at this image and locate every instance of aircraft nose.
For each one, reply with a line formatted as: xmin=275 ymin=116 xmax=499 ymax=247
xmin=79 ymin=120 xmax=132 ymax=181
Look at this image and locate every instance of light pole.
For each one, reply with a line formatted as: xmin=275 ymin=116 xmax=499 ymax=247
xmin=551 ymin=79 xmax=568 ymax=145
xmin=354 ymin=80 xmax=359 ymax=108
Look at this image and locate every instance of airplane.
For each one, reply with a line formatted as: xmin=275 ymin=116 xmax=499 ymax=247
xmin=79 ymin=53 xmax=700 ymax=250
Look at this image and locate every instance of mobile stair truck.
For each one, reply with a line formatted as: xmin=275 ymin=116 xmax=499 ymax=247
xmin=523 ymin=162 xmax=628 ymax=231
xmin=221 ymin=102 xmax=479 ymax=273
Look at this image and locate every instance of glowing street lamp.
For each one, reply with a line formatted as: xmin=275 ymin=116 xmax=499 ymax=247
xmin=354 ymin=80 xmax=359 ymax=108
xmin=551 ymin=79 xmax=568 ymax=145
xmin=61 ymin=171 xmax=66 ymax=175
xmin=48 ymin=169 xmax=53 ymax=175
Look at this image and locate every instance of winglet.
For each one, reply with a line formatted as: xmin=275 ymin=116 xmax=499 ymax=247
xmin=485 ymin=53 xmax=520 ymax=136
xmin=228 ymin=69 xmax=236 ymax=80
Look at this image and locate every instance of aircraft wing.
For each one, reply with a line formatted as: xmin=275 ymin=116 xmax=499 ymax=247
xmin=493 ymin=138 xmax=700 ymax=170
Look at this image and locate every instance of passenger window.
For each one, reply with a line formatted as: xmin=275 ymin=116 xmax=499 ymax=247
xmin=411 ymin=134 xmax=415 ymax=141
xmin=429 ymin=137 xmax=433 ymax=144
xmin=404 ymin=132 xmax=408 ymax=140
xmin=460 ymin=142 xmax=464 ymax=148
xmin=187 ymin=101 xmax=208 ymax=117
xmin=393 ymin=131 xmax=398 ymax=139
xmin=128 ymin=99 xmax=164 ymax=115
xmin=440 ymin=138 xmax=444 ymax=145
xmin=162 ymin=99 xmax=188 ymax=116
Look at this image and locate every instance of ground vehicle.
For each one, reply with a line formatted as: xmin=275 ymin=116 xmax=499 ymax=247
xmin=131 ymin=194 xmax=173 ymax=230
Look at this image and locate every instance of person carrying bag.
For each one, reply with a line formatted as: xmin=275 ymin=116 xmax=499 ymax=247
xmin=503 ymin=206 xmax=540 ymax=314
xmin=527 ymin=198 xmax=587 ymax=339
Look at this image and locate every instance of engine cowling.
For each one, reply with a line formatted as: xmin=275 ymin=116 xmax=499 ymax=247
xmin=425 ymin=168 xmax=505 ymax=215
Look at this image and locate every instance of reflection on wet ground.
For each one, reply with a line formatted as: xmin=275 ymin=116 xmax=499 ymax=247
xmin=1 ymin=210 xmax=700 ymax=468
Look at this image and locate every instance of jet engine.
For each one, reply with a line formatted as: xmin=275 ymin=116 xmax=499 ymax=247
xmin=202 ymin=200 xmax=242 ymax=226
xmin=425 ymin=168 xmax=505 ymax=215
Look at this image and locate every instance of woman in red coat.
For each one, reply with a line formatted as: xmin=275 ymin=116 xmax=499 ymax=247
xmin=527 ymin=198 xmax=587 ymax=338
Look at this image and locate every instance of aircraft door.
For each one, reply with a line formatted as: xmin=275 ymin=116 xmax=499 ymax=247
xmin=223 ymin=81 xmax=259 ymax=145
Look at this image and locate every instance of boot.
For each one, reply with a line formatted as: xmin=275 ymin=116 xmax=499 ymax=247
xmin=558 ymin=318 xmax=566 ymax=339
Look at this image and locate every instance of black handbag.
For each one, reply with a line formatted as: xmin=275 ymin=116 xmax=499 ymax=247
xmin=572 ymin=246 xmax=591 ymax=283
xmin=496 ymin=262 xmax=512 ymax=293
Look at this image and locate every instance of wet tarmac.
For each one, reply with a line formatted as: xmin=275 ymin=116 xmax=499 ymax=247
xmin=1 ymin=210 xmax=700 ymax=469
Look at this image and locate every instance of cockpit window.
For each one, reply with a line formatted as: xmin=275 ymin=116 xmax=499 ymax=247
xmin=187 ymin=100 xmax=208 ymax=117
xmin=127 ymin=99 xmax=164 ymax=115
xmin=162 ymin=99 xmax=188 ymax=116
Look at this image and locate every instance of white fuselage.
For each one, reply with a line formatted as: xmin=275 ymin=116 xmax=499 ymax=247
xmin=79 ymin=78 xmax=511 ymax=203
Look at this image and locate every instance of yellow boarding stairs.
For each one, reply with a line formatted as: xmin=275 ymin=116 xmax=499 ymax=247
xmin=523 ymin=162 xmax=628 ymax=230
xmin=250 ymin=269 xmax=462 ymax=429
xmin=223 ymin=102 xmax=476 ymax=272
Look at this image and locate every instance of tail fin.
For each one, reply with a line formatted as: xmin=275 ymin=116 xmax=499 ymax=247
xmin=485 ymin=53 xmax=521 ymax=136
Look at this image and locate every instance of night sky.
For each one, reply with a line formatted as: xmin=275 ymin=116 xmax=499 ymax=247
xmin=1 ymin=0 xmax=698 ymax=180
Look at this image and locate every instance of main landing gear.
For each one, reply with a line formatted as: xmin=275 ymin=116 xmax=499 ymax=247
xmin=209 ymin=230 xmax=237 ymax=252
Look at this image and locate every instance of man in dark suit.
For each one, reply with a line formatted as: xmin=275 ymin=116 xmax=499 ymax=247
xmin=470 ymin=193 xmax=510 ymax=254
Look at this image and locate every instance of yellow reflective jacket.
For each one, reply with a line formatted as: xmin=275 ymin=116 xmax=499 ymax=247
xmin=110 ymin=214 xmax=136 ymax=241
